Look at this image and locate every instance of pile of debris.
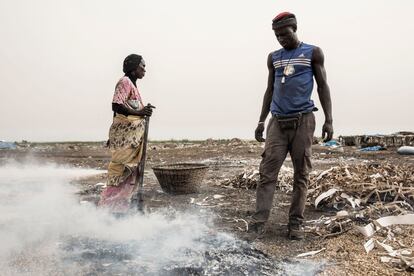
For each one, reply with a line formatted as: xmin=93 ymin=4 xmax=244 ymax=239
xmin=220 ymin=162 xmax=414 ymax=271
xmin=305 ymin=210 xmax=414 ymax=271
xmin=339 ymin=133 xmax=414 ymax=147
xmin=220 ymin=166 xmax=294 ymax=191
xmin=306 ymin=163 xmax=414 ymax=271
xmin=308 ymin=163 xmax=414 ymax=211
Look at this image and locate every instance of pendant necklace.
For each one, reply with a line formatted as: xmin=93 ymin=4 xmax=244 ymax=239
xmin=281 ymin=42 xmax=302 ymax=84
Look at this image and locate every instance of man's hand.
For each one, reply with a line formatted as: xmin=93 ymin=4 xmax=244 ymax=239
xmin=322 ymin=121 xmax=333 ymax=142
xmin=255 ymin=124 xmax=265 ymax=142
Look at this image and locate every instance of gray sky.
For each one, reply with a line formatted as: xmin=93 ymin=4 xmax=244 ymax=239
xmin=0 ymin=0 xmax=413 ymax=141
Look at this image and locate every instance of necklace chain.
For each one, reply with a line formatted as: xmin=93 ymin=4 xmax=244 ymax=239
xmin=280 ymin=42 xmax=301 ymax=84
xmin=280 ymin=42 xmax=302 ymax=76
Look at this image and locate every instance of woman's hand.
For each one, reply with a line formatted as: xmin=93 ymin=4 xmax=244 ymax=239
xmin=138 ymin=106 xmax=153 ymax=117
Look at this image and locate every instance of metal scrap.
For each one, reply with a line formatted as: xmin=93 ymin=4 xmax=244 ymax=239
xmin=308 ymin=163 xmax=414 ymax=211
xmin=306 ymin=163 xmax=414 ymax=272
xmin=362 ymin=238 xmax=414 ymax=271
xmin=220 ymin=166 xmax=294 ymax=191
xmin=314 ymin=188 xmax=339 ymax=208
xmin=356 ymin=214 xmax=414 ymax=238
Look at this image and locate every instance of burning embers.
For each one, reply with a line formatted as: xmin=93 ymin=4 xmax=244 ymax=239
xmin=61 ymin=233 xmax=283 ymax=275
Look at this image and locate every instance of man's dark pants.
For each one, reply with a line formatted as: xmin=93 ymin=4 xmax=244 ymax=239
xmin=253 ymin=112 xmax=315 ymax=227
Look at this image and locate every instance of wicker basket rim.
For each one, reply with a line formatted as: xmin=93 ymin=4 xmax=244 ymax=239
xmin=152 ymin=162 xmax=208 ymax=171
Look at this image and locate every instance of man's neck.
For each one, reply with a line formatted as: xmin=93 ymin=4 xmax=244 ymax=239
xmin=293 ymin=40 xmax=301 ymax=48
xmin=285 ymin=40 xmax=301 ymax=50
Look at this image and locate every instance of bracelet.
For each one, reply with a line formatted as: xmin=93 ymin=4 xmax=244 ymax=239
xmin=258 ymin=122 xmax=265 ymax=125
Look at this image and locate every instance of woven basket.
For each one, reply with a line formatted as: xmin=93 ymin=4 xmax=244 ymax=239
xmin=152 ymin=163 xmax=208 ymax=194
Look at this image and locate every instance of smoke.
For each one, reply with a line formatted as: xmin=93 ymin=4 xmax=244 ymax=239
xmin=0 ymin=161 xmax=323 ymax=275
xmin=0 ymin=161 xmax=211 ymax=275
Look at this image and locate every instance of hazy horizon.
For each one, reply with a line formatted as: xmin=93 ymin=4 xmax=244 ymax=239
xmin=1 ymin=0 xmax=413 ymax=142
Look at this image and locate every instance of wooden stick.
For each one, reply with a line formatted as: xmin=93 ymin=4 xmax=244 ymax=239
xmin=134 ymin=115 xmax=150 ymax=213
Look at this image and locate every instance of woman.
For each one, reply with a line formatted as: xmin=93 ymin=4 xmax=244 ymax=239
xmin=98 ymin=54 xmax=153 ymax=213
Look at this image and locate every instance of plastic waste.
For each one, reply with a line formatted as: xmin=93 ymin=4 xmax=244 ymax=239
xmin=322 ymin=140 xmax=340 ymax=147
xmin=0 ymin=141 xmax=17 ymax=149
xmin=397 ymin=146 xmax=414 ymax=155
xmin=359 ymin=146 xmax=385 ymax=152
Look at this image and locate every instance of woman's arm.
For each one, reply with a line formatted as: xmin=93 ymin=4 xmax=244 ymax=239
xmin=112 ymin=103 xmax=153 ymax=117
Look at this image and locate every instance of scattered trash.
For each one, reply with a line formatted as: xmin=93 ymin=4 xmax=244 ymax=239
xmin=296 ymin=248 xmax=326 ymax=258
xmin=329 ymin=146 xmax=344 ymax=153
xmin=77 ymin=182 xmax=107 ymax=196
xmin=397 ymin=146 xmax=414 ymax=155
xmin=0 ymin=141 xmax=17 ymax=150
xmin=314 ymin=188 xmax=339 ymax=208
xmin=359 ymin=146 xmax=386 ymax=152
xmin=364 ymin=238 xmax=376 ymax=253
xmin=305 ymin=163 xmax=413 ymax=272
xmin=189 ymin=196 xmax=220 ymax=207
xmin=362 ymin=238 xmax=414 ymax=271
xmin=320 ymin=140 xmax=344 ymax=153
xmin=308 ymin=163 xmax=414 ymax=211
xmin=220 ymin=166 xmax=293 ymax=191
xmin=95 ymin=182 xmax=106 ymax=188
xmin=322 ymin=140 xmax=340 ymax=147
xmin=336 ymin=210 xmax=349 ymax=217
xmin=355 ymin=214 xmax=414 ymax=238
xmin=340 ymin=192 xmax=361 ymax=208
xmin=228 ymin=138 xmax=245 ymax=146
xmin=339 ymin=134 xmax=414 ymax=147
xmin=233 ymin=218 xmax=249 ymax=232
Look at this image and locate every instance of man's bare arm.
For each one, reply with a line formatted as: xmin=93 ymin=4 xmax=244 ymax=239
xmin=255 ymin=53 xmax=275 ymax=142
xmin=312 ymin=47 xmax=333 ymax=142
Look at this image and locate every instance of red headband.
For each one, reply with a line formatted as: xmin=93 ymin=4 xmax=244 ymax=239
xmin=272 ymin=12 xmax=297 ymax=30
xmin=273 ymin=12 xmax=293 ymax=22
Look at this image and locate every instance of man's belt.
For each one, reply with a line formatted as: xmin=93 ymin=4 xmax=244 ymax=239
xmin=273 ymin=112 xmax=309 ymax=120
xmin=273 ymin=112 xmax=310 ymax=130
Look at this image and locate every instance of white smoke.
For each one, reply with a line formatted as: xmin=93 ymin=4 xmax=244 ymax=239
xmin=0 ymin=161 xmax=211 ymax=275
xmin=0 ymin=161 xmax=322 ymax=275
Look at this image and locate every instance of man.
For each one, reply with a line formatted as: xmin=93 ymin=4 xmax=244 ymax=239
xmin=250 ymin=12 xmax=333 ymax=240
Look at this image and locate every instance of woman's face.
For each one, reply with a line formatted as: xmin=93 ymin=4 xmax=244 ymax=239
xmin=135 ymin=59 xmax=146 ymax=79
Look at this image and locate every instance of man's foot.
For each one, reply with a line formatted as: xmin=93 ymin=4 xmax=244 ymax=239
xmin=288 ymin=224 xmax=305 ymax=240
xmin=247 ymin=221 xmax=266 ymax=235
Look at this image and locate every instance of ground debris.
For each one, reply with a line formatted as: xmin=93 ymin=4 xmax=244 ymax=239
xmin=305 ymin=162 xmax=414 ymax=272
xmin=219 ymin=166 xmax=294 ymax=191
xmin=308 ymin=162 xmax=414 ymax=211
xmin=296 ymin=248 xmax=326 ymax=258
xmin=3 ymin=140 xmax=414 ymax=275
xmin=306 ymin=163 xmax=413 ymax=237
xmin=358 ymin=224 xmax=414 ymax=272
xmin=339 ymin=133 xmax=414 ymax=147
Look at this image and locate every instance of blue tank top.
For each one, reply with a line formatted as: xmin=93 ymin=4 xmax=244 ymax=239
xmin=270 ymin=42 xmax=316 ymax=116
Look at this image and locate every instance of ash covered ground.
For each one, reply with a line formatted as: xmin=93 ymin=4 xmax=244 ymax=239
xmin=0 ymin=139 xmax=413 ymax=275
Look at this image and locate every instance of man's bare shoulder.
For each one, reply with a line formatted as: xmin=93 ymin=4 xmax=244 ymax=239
xmin=312 ymin=46 xmax=325 ymax=63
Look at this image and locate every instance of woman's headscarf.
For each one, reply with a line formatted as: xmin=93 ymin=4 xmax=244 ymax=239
xmin=123 ymin=54 xmax=143 ymax=74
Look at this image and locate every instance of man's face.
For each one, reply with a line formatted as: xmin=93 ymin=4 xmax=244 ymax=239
xmin=136 ymin=59 xmax=146 ymax=79
xmin=273 ymin=26 xmax=297 ymax=50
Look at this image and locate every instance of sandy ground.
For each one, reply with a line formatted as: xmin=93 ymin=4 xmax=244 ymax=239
xmin=1 ymin=140 xmax=413 ymax=275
